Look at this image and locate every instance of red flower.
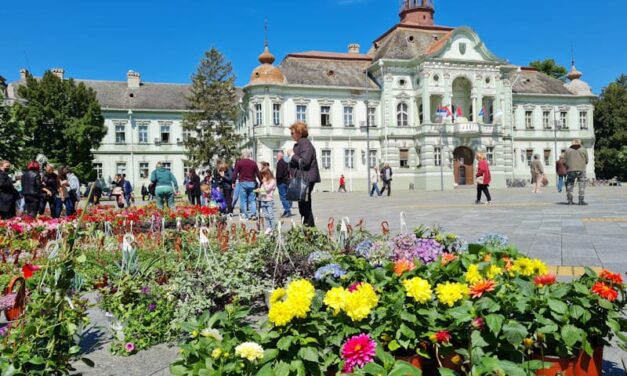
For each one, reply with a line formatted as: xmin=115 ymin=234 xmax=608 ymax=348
xmin=534 ymin=274 xmax=557 ymax=287
xmin=469 ymin=279 xmax=496 ymax=299
xmin=434 ymin=330 xmax=452 ymax=343
xmin=591 ymin=282 xmax=618 ymax=302
xmin=22 ymin=264 xmax=41 ymax=279
xmin=599 ymin=270 xmax=623 ymax=285
xmin=348 ymin=282 xmax=363 ymax=293
xmin=471 ymin=317 xmax=485 ymax=330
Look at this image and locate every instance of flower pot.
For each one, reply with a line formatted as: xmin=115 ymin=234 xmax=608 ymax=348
xmin=2 ymin=276 xmax=26 ymax=321
xmin=395 ymin=354 xmax=437 ymax=376
xmin=533 ymin=354 xmax=576 ymax=376
xmin=574 ymin=346 xmax=603 ymax=376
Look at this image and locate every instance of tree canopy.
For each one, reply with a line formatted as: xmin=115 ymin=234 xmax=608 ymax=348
xmin=593 ymin=74 xmax=627 ymax=180
xmin=529 ymin=59 xmax=568 ymax=81
xmin=0 ymin=91 xmax=25 ymax=165
xmin=10 ymin=71 xmax=106 ymax=181
xmin=183 ymin=48 xmax=242 ymax=168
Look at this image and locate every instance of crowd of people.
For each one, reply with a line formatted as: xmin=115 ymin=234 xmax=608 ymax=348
xmin=0 ymin=160 xmax=82 ymax=220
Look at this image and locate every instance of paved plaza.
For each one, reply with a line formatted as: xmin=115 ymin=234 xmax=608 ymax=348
xmin=74 ymin=186 xmax=627 ymax=375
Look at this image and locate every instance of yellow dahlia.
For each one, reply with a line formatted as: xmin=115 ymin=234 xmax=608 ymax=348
xmin=269 ymin=288 xmax=286 ymax=305
xmin=286 ymin=279 xmax=316 ymax=301
xmin=343 ymin=283 xmax=379 ymax=322
xmin=435 ymin=282 xmax=469 ymax=307
xmin=531 ymin=259 xmax=548 ymax=276
xmin=324 ymin=287 xmax=348 ymax=315
xmin=403 ymin=277 xmax=433 ymax=304
xmin=465 ymin=264 xmax=483 ymax=284
xmin=485 ymin=264 xmax=503 ymax=279
xmin=511 ymin=258 xmax=535 ymax=277
xmin=268 ymin=300 xmax=294 ymax=326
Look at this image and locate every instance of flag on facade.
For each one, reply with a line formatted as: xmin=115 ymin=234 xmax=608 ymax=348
xmin=436 ymin=106 xmax=447 ymax=117
xmin=478 ymin=107 xmax=486 ymax=118
xmin=493 ymin=109 xmax=504 ymax=120
xmin=456 ymin=106 xmax=463 ymax=118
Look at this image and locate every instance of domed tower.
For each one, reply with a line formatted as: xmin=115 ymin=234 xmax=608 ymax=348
xmin=399 ymin=0 xmax=435 ymax=26
xmin=564 ymin=59 xmax=592 ymax=96
xmin=250 ymin=37 xmax=286 ymax=85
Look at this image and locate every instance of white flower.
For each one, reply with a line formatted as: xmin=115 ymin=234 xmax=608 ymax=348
xmin=200 ymin=328 xmax=223 ymax=341
xmin=235 ymin=342 xmax=264 ymax=362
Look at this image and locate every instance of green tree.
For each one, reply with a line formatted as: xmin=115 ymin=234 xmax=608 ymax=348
xmin=183 ymin=48 xmax=242 ymax=167
xmin=593 ymin=74 xmax=627 ymax=180
xmin=529 ymin=59 xmax=568 ymax=81
xmin=0 ymin=91 xmax=25 ymax=164
xmin=12 ymin=71 xmax=106 ymax=180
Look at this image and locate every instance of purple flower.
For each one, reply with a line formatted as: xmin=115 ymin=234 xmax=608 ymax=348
xmin=148 ymin=303 xmax=156 ymax=312
xmin=125 ymin=342 xmax=135 ymax=353
xmin=140 ymin=286 xmax=151 ymax=295
xmin=393 ymin=238 xmax=444 ymax=265
xmin=314 ymin=264 xmax=347 ymax=280
xmin=0 ymin=325 xmax=9 ymax=337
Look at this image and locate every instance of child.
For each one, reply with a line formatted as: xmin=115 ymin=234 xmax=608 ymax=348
xmin=256 ymin=168 xmax=277 ymax=235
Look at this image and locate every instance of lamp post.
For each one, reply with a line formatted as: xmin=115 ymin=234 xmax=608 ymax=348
xmin=438 ymin=125 xmax=446 ymax=191
xmin=128 ymin=109 xmax=135 ymax=189
xmin=553 ymin=109 xmax=561 ymax=166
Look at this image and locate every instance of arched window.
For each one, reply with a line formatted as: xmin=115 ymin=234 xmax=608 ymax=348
xmin=397 ymin=102 xmax=408 ymax=126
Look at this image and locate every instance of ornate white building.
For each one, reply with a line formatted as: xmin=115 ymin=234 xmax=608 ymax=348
xmin=241 ymin=0 xmax=596 ymax=191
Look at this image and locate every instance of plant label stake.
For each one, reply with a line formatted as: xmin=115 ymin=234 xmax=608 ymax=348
xmin=338 ymin=217 xmax=350 ymax=249
xmin=161 ymin=218 xmax=165 ymax=234
xmin=176 ymin=217 xmax=182 ymax=231
xmin=130 ymin=221 xmax=133 ymax=233
xmin=122 ymin=233 xmax=135 ymax=254
xmin=104 ymin=221 xmax=113 ymax=237
xmin=197 ymin=226 xmax=218 ymax=271
xmin=400 ymin=211 xmax=408 ymax=234
xmin=271 ymin=220 xmax=294 ymax=288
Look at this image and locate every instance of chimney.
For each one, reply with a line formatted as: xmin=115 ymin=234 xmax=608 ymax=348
xmin=348 ymin=43 xmax=361 ymax=54
xmin=127 ymin=70 xmax=141 ymax=88
xmin=19 ymin=68 xmax=29 ymax=80
xmin=51 ymin=68 xmax=64 ymax=80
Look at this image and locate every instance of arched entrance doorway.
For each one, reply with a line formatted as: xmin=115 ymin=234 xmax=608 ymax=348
xmin=453 ymin=146 xmax=474 ymax=185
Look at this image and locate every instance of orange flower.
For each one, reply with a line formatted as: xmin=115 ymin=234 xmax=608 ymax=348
xmin=394 ymin=259 xmax=415 ymax=276
xmin=440 ymin=253 xmax=457 ymax=266
xmin=591 ymin=282 xmax=618 ymax=302
xmin=534 ymin=274 xmax=557 ymax=287
xmin=599 ymin=270 xmax=623 ymax=285
xmin=469 ymin=279 xmax=496 ymax=299
xmin=502 ymin=256 xmax=514 ymax=272
xmin=483 ymin=253 xmax=492 ymax=262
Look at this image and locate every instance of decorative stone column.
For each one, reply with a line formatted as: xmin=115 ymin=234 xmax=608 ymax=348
xmin=421 ymin=78 xmax=431 ymax=124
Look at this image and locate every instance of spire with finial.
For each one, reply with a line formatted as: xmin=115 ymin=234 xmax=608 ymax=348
xmin=258 ymin=19 xmax=275 ymax=65
xmin=564 ymin=46 xmax=591 ymax=95
xmin=566 ymin=46 xmax=582 ymax=81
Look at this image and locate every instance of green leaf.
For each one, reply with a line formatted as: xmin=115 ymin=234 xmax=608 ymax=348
xmin=560 ymin=324 xmax=581 ymax=348
xmin=388 ymin=340 xmax=401 ymax=352
xmin=471 ymin=330 xmax=489 ymax=347
xmin=298 ymin=347 xmax=318 ymax=363
xmin=499 ymin=360 xmax=527 ymax=376
xmin=485 ymin=314 xmax=504 ymax=336
xmin=362 ymin=362 xmax=386 ymax=375
xmin=401 ymin=311 xmax=417 ymax=322
xmin=569 ymin=305 xmax=585 ymax=319
xmin=76 ymin=253 xmax=87 ymax=263
xmin=438 ymin=368 xmax=457 ymax=376
xmin=400 ymin=323 xmax=416 ymax=339
xmin=389 ymin=361 xmax=422 ymax=376
xmin=290 ymin=360 xmax=306 ymax=376
xmin=502 ymin=321 xmax=528 ymax=346
xmin=263 ymin=348 xmax=279 ymax=363
xmin=376 ymin=344 xmax=395 ymax=369
xmin=598 ymin=298 xmax=613 ymax=310
xmin=547 ymin=298 xmax=568 ymax=315
xmin=274 ymin=361 xmax=290 ymax=376
xmin=277 ymin=336 xmax=292 ymax=351
xmin=27 ymin=356 xmax=45 ymax=365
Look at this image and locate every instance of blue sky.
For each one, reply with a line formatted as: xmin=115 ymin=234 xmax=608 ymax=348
xmin=1 ymin=0 xmax=624 ymax=93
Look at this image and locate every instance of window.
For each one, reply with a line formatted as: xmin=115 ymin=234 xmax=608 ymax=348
xmin=93 ymin=163 xmax=103 ymax=179
xmin=321 ymin=149 xmax=332 ymax=170
xmin=560 ymin=111 xmax=568 ymax=129
xmin=116 ymin=162 xmax=127 ymax=176
xmin=182 ymin=129 xmax=192 ymax=142
xmin=416 ymin=148 xmax=421 ymax=167
xmin=343 ymin=106 xmax=354 ymax=127
xmin=139 ymin=162 xmax=149 ymax=179
xmin=161 ymin=162 xmax=172 ymax=171
xmin=254 ymin=104 xmax=262 ymax=126
xmin=344 ymin=149 xmax=355 ymax=169
xmin=138 ymin=124 xmax=148 ymax=143
xmin=579 ymin=111 xmax=588 ymax=129
xmin=486 ymin=146 xmax=494 ymax=165
xmin=525 ymin=111 xmax=533 ymax=129
xmin=526 ymin=149 xmax=533 ymax=166
xmin=434 ymin=147 xmax=442 ymax=166
xmin=160 ymin=124 xmax=171 ymax=143
xmin=418 ymin=104 xmax=423 ymax=124
xmin=544 ymin=149 xmax=551 ymax=166
xmin=368 ymin=150 xmax=377 ymax=168
xmin=542 ymin=111 xmax=551 ymax=129
xmin=367 ymin=107 xmax=376 ymax=127
xmin=397 ymin=103 xmax=408 ymax=126
xmin=296 ymin=105 xmax=307 ymax=123
xmin=115 ymin=123 xmax=126 ymax=144
xmin=273 ymin=103 xmax=281 ymax=126
xmin=400 ymin=149 xmax=409 ymax=168
xmin=321 ymin=106 xmax=331 ymax=127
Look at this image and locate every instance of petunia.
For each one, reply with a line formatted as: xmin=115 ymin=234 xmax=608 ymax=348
xmin=22 ymin=264 xmax=41 ymax=279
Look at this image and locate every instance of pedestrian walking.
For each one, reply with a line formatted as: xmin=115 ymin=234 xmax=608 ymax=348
xmin=257 ymin=168 xmax=277 ymax=235
xmin=379 ymin=163 xmax=393 ymax=196
xmin=66 ymin=167 xmax=81 ymax=211
xmin=564 ymin=139 xmax=589 ymax=205
xmin=287 ymin=122 xmax=320 ymax=227
xmin=530 ymin=155 xmax=545 ymax=194
xmin=555 ymin=154 xmax=567 ymax=193
xmin=217 ymin=164 xmax=234 ymax=213
xmin=275 ymin=151 xmax=292 ymax=217
xmin=187 ymin=168 xmax=201 ymax=206
xmin=41 ymin=164 xmax=61 ymax=218
xmin=475 ymin=152 xmax=492 ymax=205
xmin=150 ymin=162 xmax=179 ymax=210
xmin=122 ymin=175 xmax=134 ymax=207
xmin=233 ymin=149 xmax=261 ymax=220
xmin=0 ymin=160 xmax=18 ymax=220
xmin=338 ymin=175 xmax=347 ymax=192
xmin=141 ymin=184 xmax=149 ymax=201
xmin=58 ymin=167 xmax=75 ymax=216
xmin=369 ymin=167 xmax=381 ymax=197
xmin=21 ymin=161 xmax=42 ymax=218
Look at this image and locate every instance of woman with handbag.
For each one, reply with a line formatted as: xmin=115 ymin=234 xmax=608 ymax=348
xmin=475 ymin=152 xmax=492 ymax=205
xmin=287 ymin=122 xmax=320 ymax=227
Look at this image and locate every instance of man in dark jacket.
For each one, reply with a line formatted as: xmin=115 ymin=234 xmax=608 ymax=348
xmin=379 ymin=163 xmax=393 ymax=196
xmin=21 ymin=161 xmax=43 ymax=217
xmin=564 ymin=139 xmax=589 ymax=205
xmin=41 ymin=164 xmax=61 ymax=218
xmin=287 ymin=122 xmax=321 ymax=227
xmin=275 ymin=151 xmax=292 ymax=217
xmin=0 ymin=160 xmax=19 ymax=219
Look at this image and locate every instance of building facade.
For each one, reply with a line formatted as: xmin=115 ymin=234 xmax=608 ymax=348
xmin=241 ymin=0 xmax=596 ymax=191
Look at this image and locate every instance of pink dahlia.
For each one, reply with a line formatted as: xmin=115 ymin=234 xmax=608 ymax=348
xmin=341 ymin=334 xmax=376 ymax=373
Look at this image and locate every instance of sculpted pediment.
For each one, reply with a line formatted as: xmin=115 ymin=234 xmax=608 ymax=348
xmin=428 ymin=27 xmax=505 ymax=64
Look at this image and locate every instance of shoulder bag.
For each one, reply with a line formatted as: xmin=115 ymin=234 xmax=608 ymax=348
xmin=286 ymin=160 xmax=309 ymax=202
